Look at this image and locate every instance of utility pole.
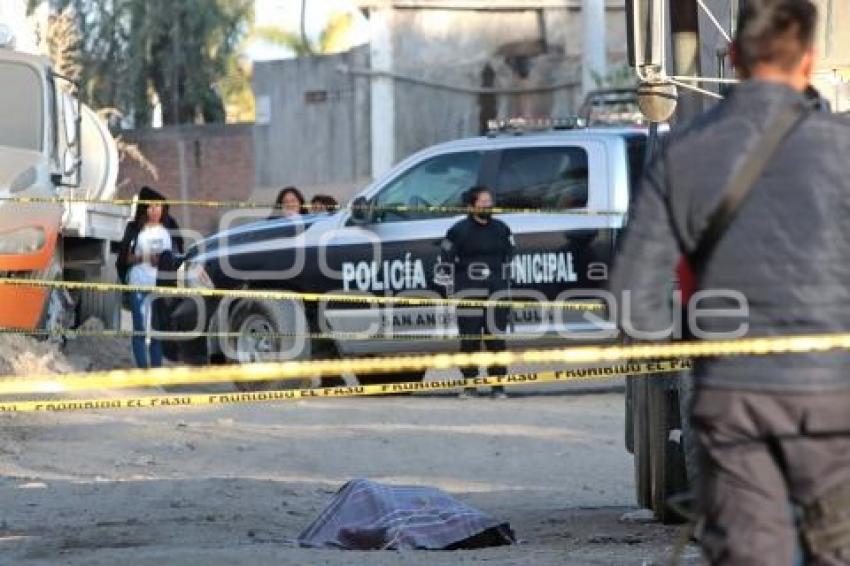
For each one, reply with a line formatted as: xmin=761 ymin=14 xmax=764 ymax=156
xmin=582 ymin=0 xmax=607 ymax=96
xmin=670 ymin=0 xmax=703 ymax=122
xmin=369 ymin=2 xmax=395 ymax=179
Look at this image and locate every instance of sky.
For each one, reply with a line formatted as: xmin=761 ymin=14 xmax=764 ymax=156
xmin=249 ymin=0 xmax=370 ymax=61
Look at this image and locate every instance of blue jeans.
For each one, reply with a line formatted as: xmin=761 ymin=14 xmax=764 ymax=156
xmin=129 ymin=291 xmax=162 ymax=368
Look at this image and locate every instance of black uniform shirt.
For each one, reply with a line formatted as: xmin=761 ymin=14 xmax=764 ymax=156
xmin=442 ymin=216 xmax=515 ymax=294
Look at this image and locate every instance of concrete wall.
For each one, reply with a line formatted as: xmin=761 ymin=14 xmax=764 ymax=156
xmin=252 ymin=46 xmax=372 ymax=204
xmin=252 ymin=3 xmax=628 ymax=203
xmin=389 ymin=5 xmax=628 ymax=160
xmin=118 ymin=124 xmax=255 ymax=236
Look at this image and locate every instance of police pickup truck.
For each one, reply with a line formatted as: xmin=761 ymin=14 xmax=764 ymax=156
xmin=166 ymin=120 xmax=647 ymax=384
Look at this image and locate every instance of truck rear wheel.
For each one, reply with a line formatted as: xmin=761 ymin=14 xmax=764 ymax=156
xmin=224 ymin=298 xmax=312 ymax=391
xmin=647 ymin=375 xmax=688 ymax=524
xmin=630 ymin=372 xmax=689 ymax=523
xmin=677 ymin=370 xmax=699 ymax=485
xmin=630 ymin=375 xmax=652 ymax=509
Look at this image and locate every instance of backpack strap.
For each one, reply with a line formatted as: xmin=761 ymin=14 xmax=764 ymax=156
xmin=689 ymin=102 xmax=809 ymax=272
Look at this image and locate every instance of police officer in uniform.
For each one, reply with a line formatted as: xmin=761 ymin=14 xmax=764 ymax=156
xmin=441 ymin=186 xmax=515 ymax=398
xmin=611 ymin=1 xmax=850 ymax=563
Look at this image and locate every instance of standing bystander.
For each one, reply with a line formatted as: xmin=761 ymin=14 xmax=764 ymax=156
xmin=611 ymin=1 xmax=850 ymax=563
xmin=117 ymin=186 xmax=182 ymax=368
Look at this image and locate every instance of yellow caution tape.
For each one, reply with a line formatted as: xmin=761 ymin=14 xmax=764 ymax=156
xmin=0 ymin=361 xmax=691 ymax=413
xmin=0 ymin=195 xmax=621 ymax=216
xmin=0 ymin=277 xmax=603 ymax=311
xmin=0 ymin=326 xmax=581 ymax=343
xmin=0 ymin=358 xmax=688 ymax=396
xmin=0 ymin=331 xmax=848 ymax=396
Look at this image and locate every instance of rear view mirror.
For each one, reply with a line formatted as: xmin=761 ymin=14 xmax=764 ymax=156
xmin=626 ymin=0 xmax=666 ymax=69
xmin=349 ymin=196 xmax=374 ymax=225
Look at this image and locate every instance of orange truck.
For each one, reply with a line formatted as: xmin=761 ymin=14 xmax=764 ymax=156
xmin=0 ymin=34 xmax=128 ymax=335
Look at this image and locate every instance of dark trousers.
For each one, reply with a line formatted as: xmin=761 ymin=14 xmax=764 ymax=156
xmin=692 ymin=386 xmax=850 ymax=566
xmin=458 ymin=305 xmax=509 ymax=379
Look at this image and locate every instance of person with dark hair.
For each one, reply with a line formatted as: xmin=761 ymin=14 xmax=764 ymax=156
xmin=270 ymin=186 xmax=306 ymax=219
xmin=441 ymin=186 xmax=515 ymax=399
xmin=116 ymin=186 xmax=183 ymax=368
xmin=611 ymin=1 xmax=850 ymax=563
xmin=310 ymin=194 xmax=339 ymax=214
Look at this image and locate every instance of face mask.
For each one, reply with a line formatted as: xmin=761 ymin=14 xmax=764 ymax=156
xmin=476 ymin=210 xmax=492 ymax=221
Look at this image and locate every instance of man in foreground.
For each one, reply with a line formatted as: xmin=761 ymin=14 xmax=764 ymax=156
xmin=610 ymin=1 xmax=850 ymax=563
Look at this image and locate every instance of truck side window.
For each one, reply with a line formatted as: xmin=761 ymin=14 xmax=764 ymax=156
xmin=493 ymin=147 xmax=589 ymax=210
xmin=0 ymin=62 xmax=43 ymax=152
xmin=374 ymin=151 xmax=482 ymax=222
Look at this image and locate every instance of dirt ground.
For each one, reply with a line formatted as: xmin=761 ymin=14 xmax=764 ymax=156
xmin=0 ymin=331 xmax=701 ymax=565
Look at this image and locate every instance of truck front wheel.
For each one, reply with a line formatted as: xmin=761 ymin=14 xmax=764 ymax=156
xmin=77 ymin=264 xmax=121 ymax=330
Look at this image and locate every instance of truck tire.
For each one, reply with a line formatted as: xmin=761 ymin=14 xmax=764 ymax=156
xmin=631 ymin=376 xmax=652 ymax=509
xmin=225 ymin=298 xmax=312 ymax=391
xmin=77 ymin=264 xmax=121 ymax=330
xmin=625 ymin=375 xmax=635 ymax=454
xmin=677 ymin=370 xmax=699 ymax=485
xmin=647 ymin=376 xmax=688 ymax=524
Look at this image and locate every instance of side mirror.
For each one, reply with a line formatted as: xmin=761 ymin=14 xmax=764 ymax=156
xmin=349 ymin=196 xmax=374 ymax=225
xmin=54 ymin=85 xmax=82 ymax=187
xmin=62 ymin=147 xmax=80 ymax=177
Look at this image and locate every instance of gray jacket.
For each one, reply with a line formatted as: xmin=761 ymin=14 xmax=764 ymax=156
xmin=610 ymin=81 xmax=850 ymax=392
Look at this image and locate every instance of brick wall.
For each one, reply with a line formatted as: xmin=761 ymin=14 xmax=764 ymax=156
xmin=118 ymin=123 xmax=257 ymax=238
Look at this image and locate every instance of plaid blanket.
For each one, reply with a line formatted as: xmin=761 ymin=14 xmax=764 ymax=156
xmin=297 ymin=479 xmax=515 ymax=550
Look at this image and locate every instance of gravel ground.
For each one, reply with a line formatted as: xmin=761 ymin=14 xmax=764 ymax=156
xmin=0 ymin=324 xmax=701 ymax=565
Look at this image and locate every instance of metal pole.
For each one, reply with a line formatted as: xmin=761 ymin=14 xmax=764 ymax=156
xmin=670 ymin=0 xmax=703 ymax=122
xmin=369 ymin=3 xmax=395 ymax=179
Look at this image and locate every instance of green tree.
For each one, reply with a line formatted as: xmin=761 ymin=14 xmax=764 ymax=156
xmin=251 ymin=9 xmax=356 ymax=57
xmin=29 ymin=0 xmax=251 ymax=126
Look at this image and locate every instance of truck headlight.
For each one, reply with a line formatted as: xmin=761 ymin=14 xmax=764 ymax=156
xmin=0 ymin=227 xmax=46 ymax=254
xmin=177 ymin=261 xmax=214 ymax=289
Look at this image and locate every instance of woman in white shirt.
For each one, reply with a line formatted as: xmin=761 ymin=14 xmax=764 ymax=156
xmin=117 ymin=187 xmax=175 ymax=368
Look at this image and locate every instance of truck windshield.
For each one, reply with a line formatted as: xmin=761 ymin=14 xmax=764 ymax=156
xmin=0 ymin=62 xmax=43 ymax=152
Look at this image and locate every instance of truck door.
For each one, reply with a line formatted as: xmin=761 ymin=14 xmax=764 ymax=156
xmin=324 ymin=150 xmax=492 ymax=355
xmin=486 ymin=141 xmax=614 ymax=340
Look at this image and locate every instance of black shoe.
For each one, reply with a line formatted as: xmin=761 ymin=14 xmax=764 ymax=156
xmin=491 ymin=386 xmax=508 ymax=399
xmin=458 ymin=388 xmax=477 ymax=399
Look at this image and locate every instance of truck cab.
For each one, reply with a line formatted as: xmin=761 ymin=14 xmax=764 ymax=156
xmin=0 ymin=41 xmax=126 ymax=333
